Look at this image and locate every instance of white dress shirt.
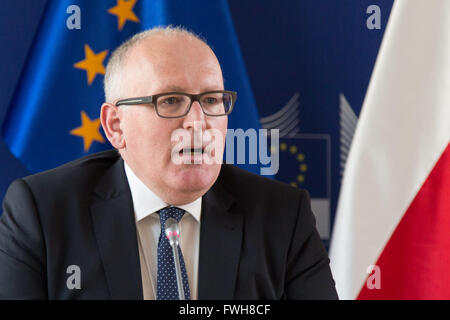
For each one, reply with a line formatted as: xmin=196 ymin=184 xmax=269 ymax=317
xmin=124 ymin=162 xmax=201 ymax=300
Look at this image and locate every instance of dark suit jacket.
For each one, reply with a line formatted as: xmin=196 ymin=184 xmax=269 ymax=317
xmin=0 ymin=150 xmax=338 ymax=299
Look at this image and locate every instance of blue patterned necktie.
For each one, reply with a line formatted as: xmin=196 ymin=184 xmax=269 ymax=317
xmin=156 ymin=206 xmax=191 ymax=300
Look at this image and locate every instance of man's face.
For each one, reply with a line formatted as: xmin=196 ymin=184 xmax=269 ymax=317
xmin=115 ymin=35 xmax=227 ymax=204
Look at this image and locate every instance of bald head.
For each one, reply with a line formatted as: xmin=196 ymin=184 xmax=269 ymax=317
xmin=104 ymin=26 xmax=222 ymax=102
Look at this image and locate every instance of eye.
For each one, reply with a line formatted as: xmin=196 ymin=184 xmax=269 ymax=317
xmin=202 ymin=96 xmax=219 ymax=105
xmin=162 ymin=96 xmax=181 ymax=105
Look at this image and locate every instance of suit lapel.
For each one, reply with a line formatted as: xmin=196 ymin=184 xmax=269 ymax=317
xmin=90 ymin=157 xmax=143 ymax=299
xmin=198 ymin=174 xmax=242 ymax=299
xmin=89 ymin=156 xmax=242 ymax=300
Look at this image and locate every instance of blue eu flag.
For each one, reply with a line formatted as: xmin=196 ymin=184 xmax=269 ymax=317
xmin=2 ymin=0 xmax=261 ymax=174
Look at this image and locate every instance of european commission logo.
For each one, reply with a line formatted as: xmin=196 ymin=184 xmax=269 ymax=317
xmin=261 ymin=93 xmax=358 ymax=241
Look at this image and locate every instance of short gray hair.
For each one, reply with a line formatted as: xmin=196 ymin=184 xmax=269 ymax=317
xmin=104 ymin=26 xmax=208 ymax=103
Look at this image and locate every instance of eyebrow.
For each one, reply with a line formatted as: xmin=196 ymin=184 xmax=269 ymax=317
xmin=159 ymin=86 xmax=224 ymax=93
xmin=163 ymin=86 xmax=185 ymax=92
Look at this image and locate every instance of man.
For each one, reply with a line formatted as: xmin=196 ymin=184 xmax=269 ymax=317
xmin=0 ymin=27 xmax=338 ymax=299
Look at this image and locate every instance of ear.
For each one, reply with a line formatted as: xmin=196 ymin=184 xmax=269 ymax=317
xmin=100 ymin=103 xmax=126 ymax=149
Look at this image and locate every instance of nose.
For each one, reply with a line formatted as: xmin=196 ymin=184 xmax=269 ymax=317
xmin=182 ymin=100 xmax=206 ymax=131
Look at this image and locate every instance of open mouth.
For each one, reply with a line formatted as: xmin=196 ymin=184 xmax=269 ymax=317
xmin=171 ymin=145 xmax=219 ymax=165
xmin=179 ymin=148 xmax=204 ymax=155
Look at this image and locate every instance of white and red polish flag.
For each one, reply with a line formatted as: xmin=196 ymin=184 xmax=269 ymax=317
xmin=330 ymin=0 xmax=450 ymax=299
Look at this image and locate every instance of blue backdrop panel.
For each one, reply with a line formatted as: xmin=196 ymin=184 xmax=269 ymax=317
xmin=0 ymin=0 xmax=393 ymax=247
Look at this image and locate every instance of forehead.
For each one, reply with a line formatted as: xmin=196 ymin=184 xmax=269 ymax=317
xmin=123 ymin=34 xmax=224 ymax=94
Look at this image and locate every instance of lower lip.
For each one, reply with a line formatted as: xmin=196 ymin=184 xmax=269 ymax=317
xmin=180 ymin=152 xmax=205 ymax=163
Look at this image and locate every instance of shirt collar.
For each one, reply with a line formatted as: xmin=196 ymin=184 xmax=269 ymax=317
xmin=124 ymin=161 xmax=202 ymax=223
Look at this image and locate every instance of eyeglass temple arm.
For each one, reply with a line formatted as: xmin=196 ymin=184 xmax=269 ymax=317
xmin=115 ymin=96 xmax=153 ymax=106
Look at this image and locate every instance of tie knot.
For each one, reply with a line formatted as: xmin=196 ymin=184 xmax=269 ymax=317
xmin=159 ymin=206 xmax=185 ymax=225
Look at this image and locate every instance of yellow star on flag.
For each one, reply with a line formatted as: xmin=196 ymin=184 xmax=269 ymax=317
xmin=74 ymin=44 xmax=108 ymax=85
xmin=70 ymin=111 xmax=105 ymax=152
xmin=108 ymin=0 xmax=140 ymax=31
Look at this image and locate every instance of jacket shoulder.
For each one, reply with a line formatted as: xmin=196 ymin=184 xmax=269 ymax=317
xmin=20 ymin=150 xmax=121 ymax=192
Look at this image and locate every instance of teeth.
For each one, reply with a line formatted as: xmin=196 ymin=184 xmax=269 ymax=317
xmin=181 ymin=148 xmax=203 ymax=154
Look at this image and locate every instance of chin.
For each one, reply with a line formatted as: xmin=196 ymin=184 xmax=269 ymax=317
xmin=171 ymin=163 xmax=221 ymax=194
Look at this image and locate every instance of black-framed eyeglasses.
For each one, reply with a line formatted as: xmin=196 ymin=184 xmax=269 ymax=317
xmin=115 ymin=90 xmax=237 ymax=118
